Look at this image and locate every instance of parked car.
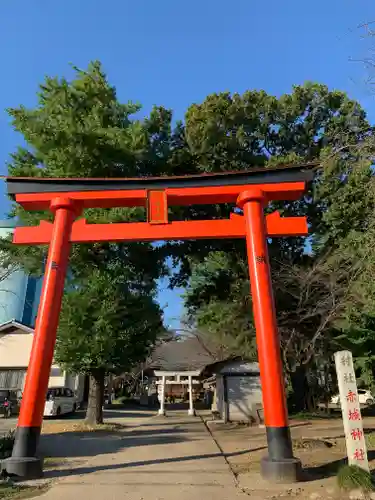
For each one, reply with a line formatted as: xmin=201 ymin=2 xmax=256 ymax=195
xmin=44 ymin=387 xmax=77 ymax=417
xmin=331 ymin=389 xmax=374 ymax=406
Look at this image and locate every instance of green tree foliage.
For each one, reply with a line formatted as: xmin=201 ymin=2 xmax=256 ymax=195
xmin=169 ymin=83 xmax=370 ymax=277
xmin=326 ymin=181 xmax=375 ymax=389
xmin=5 ymin=61 xmax=173 ymax=275
xmin=3 ymin=62 xmax=171 ymax=422
xmin=174 ymin=84 xmax=375 ymax=411
xmin=56 ymin=268 xmax=163 ymax=424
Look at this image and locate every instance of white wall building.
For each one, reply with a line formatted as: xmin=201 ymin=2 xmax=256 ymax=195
xmin=0 ymin=320 xmax=85 ymax=402
xmin=209 ymin=359 xmax=263 ymax=423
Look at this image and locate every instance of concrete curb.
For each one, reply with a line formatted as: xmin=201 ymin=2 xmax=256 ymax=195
xmin=198 ymin=413 xmax=251 ymax=497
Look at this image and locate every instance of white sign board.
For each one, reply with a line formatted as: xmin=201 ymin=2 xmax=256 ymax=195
xmin=334 ymin=350 xmax=369 ymax=471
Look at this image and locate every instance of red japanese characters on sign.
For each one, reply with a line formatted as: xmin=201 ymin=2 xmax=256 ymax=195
xmin=353 ymin=449 xmax=365 ymax=461
xmin=349 ymin=409 xmax=361 ymax=421
xmin=351 ymin=428 xmax=363 ymax=441
xmin=346 ymin=390 xmax=356 ymax=403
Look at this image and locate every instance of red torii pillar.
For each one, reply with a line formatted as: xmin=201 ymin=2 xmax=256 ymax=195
xmin=238 ymin=189 xmax=296 ymax=479
xmin=3 ymin=165 xmax=314 ymax=482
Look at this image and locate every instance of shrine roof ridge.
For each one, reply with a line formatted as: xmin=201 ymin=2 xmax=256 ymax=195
xmin=5 ymin=162 xmax=316 ymax=196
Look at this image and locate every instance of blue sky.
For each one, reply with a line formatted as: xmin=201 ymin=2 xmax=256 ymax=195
xmin=0 ymin=0 xmax=374 ymax=328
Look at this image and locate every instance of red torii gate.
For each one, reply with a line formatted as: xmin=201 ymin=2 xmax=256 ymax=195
xmin=3 ymin=164 xmax=314 ymax=482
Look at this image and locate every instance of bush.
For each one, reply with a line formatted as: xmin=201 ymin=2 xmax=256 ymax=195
xmin=337 ymin=464 xmax=374 ymax=492
xmin=111 ymin=396 xmax=138 ymax=406
xmin=0 ymin=431 xmax=14 ymax=460
xmin=366 ymin=432 xmax=375 ymax=450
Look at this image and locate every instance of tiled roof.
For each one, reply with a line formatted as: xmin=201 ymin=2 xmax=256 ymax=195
xmin=148 ymin=336 xmax=215 ymax=372
xmin=0 ymin=320 xmax=34 ymax=335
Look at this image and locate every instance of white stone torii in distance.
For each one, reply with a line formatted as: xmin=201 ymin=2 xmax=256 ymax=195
xmin=154 ymin=370 xmax=201 ymax=416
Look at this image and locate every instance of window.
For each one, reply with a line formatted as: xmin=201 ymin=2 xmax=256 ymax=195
xmin=46 ymin=389 xmax=56 ymax=401
xmin=0 ymin=370 xmax=26 ymax=390
xmin=50 ymin=367 xmax=62 ymax=377
xmin=64 ymin=389 xmax=73 ymax=397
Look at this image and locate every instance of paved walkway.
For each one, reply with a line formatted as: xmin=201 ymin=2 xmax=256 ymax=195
xmin=38 ymin=411 xmax=249 ymax=500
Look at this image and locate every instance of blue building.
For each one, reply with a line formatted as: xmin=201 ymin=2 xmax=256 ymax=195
xmin=0 ymin=221 xmax=42 ymax=327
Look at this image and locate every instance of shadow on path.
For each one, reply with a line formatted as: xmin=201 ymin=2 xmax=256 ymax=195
xmin=103 ymin=411 xmax=155 ymax=419
xmin=40 ymin=425 xmax=193 ymax=459
xmin=44 ymin=446 xmax=265 ymax=479
xmin=135 ymin=420 xmax=200 ymax=428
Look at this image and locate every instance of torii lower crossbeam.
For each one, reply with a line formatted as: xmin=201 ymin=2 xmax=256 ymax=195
xmin=3 ymin=165 xmax=314 ymax=483
xmin=13 ymin=211 xmax=307 ymax=245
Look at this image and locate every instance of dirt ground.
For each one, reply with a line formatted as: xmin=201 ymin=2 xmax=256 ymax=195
xmin=11 ymin=409 xmax=375 ymax=499
xmin=205 ymin=415 xmax=375 ymax=499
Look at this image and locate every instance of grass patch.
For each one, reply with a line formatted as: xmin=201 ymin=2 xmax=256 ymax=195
xmin=0 ymin=482 xmax=49 ymax=499
xmin=42 ymin=421 xmax=126 ymax=435
xmin=110 ymin=397 xmax=138 ymax=406
xmin=42 ymin=457 xmax=67 ymax=470
xmin=366 ymin=432 xmax=375 ymax=450
xmin=111 ymin=396 xmax=127 ymax=405
xmin=68 ymin=422 xmax=126 ymax=433
xmin=293 ymin=437 xmax=335 ymax=450
xmin=337 ymin=464 xmax=374 ymax=492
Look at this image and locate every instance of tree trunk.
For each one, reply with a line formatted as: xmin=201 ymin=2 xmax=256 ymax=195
xmin=85 ymin=370 xmax=105 ymax=425
xmin=290 ymin=365 xmax=310 ymax=412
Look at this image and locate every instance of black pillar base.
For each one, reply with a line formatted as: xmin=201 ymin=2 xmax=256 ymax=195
xmin=2 ymin=457 xmax=43 ymax=480
xmin=262 ymin=426 xmax=302 ymax=483
xmin=261 ymin=456 xmax=302 ymax=483
xmin=2 ymin=426 xmax=43 ymax=479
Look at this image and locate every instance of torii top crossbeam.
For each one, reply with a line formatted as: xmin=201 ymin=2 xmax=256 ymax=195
xmin=6 ymin=164 xmax=314 ymax=245
xmin=7 ymin=163 xmax=313 ymax=208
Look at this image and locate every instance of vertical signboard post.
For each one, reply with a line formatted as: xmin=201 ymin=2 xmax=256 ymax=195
xmin=334 ymin=350 xmax=369 ymax=471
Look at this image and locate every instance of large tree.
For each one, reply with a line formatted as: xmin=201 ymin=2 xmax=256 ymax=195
xmin=5 ymin=63 xmax=375 ymax=415
xmin=169 ymin=84 xmax=375 ymax=411
xmin=56 ymin=268 xmax=164 ymax=424
xmin=3 ymin=62 xmax=172 ymax=421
